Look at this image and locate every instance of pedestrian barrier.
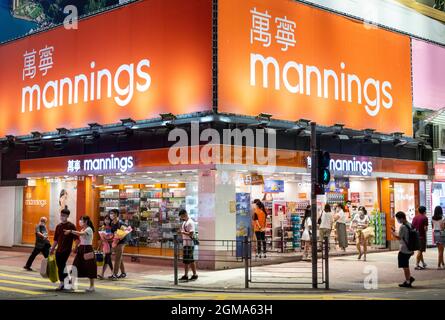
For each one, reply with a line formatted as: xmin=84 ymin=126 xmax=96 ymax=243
xmin=172 ymin=235 xmax=329 ymax=289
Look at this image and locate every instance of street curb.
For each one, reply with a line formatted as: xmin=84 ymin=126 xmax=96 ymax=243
xmin=138 ymin=285 xmax=345 ymax=295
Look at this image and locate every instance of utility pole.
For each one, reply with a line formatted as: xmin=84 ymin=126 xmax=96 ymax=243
xmin=311 ymin=122 xmax=318 ymax=289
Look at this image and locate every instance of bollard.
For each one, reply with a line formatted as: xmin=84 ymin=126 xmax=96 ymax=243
xmin=244 ymin=236 xmax=249 ymax=289
xmin=173 ymin=234 xmax=178 ymax=285
xmin=324 ymin=237 xmax=329 ymax=290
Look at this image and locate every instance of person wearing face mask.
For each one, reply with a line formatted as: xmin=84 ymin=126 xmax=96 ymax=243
xmin=109 ymin=209 xmax=129 ymax=281
xmin=50 ymin=209 xmax=78 ymax=291
xmin=24 ymin=217 xmax=50 ymax=271
xmin=350 ymin=206 xmax=370 ymax=261
xmin=319 ymin=204 xmax=334 ymax=250
xmin=334 ymin=203 xmax=348 ymax=252
xmin=65 ymin=216 xmax=97 ymax=292
xmin=391 ymin=211 xmax=415 ymax=288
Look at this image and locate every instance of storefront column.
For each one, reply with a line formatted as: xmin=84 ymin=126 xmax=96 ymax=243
xmin=197 ymin=169 xmax=237 ymax=270
xmin=77 ymin=176 xmax=100 ymax=243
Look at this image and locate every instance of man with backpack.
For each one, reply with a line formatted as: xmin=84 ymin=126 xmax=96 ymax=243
xmin=391 ymin=211 xmax=418 ymax=288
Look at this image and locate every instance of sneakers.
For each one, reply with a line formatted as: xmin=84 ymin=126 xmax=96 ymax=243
xmin=399 ymin=281 xmax=412 ymax=288
xmin=415 ymin=265 xmax=425 ymax=270
xmin=179 ymin=275 xmax=189 ymax=281
xmin=190 ymin=274 xmax=198 ymax=281
xmin=400 ymin=276 xmax=415 ymax=287
xmin=23 ymin=266 xmax=33 ymax=271
xmin=55 ymin=284 xmax=64 ymax=291
xmin=118 ymin=273 xmax=127 ymax=279
xmin=85 ymin=287 xmax=95 ymax=293
xmin=109 ymin=274 xmax=119 ymax=281
xmin=97 ymin=275 xmax=104 ymax=280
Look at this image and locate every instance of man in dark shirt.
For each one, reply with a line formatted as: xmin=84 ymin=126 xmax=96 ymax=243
xmin=24 ymin=217 xmax=50 ymax=271
xmin=49 ymin=208 xmax=78 ymax=291
xmin=412 ymin=206 xmax=429 ymax=270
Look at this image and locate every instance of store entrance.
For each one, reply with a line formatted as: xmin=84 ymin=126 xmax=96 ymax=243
xmin=235 ymin=171 xmax=388 ymax=261
xmin=96 ymin=170 xmax=198 ymax=257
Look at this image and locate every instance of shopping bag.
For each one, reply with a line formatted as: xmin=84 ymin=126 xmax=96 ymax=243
xmin=40 ymin=258 xmax=48 ymax=278
xmin=47 ymin=254 xmax=59 ymax=283
xmin=95 ymin=252 xmax=104 ymax=267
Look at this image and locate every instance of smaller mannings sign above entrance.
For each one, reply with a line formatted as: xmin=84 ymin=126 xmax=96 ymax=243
xmin=306 ymin=156 xmax=374 ymax=177
xmin=67 ymin=154 xmax=134 ymax=174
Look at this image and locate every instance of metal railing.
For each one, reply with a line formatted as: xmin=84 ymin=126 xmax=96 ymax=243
xmin=172 ymin=235 xmax=330 ymax=289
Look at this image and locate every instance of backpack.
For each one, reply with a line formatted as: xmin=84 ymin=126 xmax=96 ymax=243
xmin=404 ymin=223 xmax=420 ymax=252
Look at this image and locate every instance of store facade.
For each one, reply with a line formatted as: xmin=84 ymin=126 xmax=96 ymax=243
xmin=0 ymin=0 xmax=432 ymax=269
xmin=16 ymin=147 xmax=428 ymax=265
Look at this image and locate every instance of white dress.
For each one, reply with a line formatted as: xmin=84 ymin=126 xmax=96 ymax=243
xmin=302 ymin=217 xmax=312 ymax=241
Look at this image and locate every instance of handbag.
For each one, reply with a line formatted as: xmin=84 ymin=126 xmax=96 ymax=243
xmin=84 ymin=251 xmax=95 ymax=261
xmin=440 ymin=230 xmax=445 ymax=243
xmin=193 ymin=233 xmax=200 ymax=246
xmin=95 ymin=251 xmax=104 ymax=267
xmin=40 ymin=258 xmax=48 ymax=278
xmin=47 ymin=254 xmax=59 ymax=283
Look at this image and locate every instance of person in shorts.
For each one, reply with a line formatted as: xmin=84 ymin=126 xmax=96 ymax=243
xmin=412 ymin=206 xmax=428 ymax=270
xmin=392 ymin=211 xmax=415 ymax=288
xmin=179 ymin=209 xmax=198 ymax=281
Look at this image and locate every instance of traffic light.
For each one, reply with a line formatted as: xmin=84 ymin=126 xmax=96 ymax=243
xmin=317 ymin=151 xmax=331 ymax=193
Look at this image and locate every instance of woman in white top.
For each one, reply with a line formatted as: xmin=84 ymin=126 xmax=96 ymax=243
xmin=301 ymin=206 xmax=312 ymax=260
xmin=319 ymin=204 xmax=334 ymax=250
xmin=432 ymin=206 xmax=444 ymax=269
xmin=350 ymin=206 xmax=370 ymax=261
xmin=65 ymin=216 xmax=97 ymax=292
xmin=334 ymin=203 xmax=348 ymax=251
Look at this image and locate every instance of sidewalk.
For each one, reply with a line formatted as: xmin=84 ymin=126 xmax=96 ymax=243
xmin=2 ymin=246 xmax=444 ymax=295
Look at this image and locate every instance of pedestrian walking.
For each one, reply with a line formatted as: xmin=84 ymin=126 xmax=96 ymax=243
xmin=334 ymin=203 xmax=348 ymax=252
xmin=252 ymin=199 xmax=267 ymax=258
xmin=392 ymin=211 xmax=415 ymax=288
xmin=49 ymin=209 xmax=78 ymax=291
xmin=350 ymin=206 xmax=370 ymax=261
xmin=97 ymin=215 xmax=114 ymax=280
xmin=319 ymin=204 xmax=334 ymax=245
xmin=179 ymin=209 xmax=198 ymax=281
xmin=109 ymin=209 xmax=129 ymax=281
xmin=301 ymin=206 xmax=312 ymax=260
xmin=432 ymin=206 xmax=445 ymax=270
xmin=412 ymin=206 xmax=428 ymax=270
xmin=65 ymin=216 xmax=97 ymax=292
xmin=24 ymin=217 xmax=50 ymax=271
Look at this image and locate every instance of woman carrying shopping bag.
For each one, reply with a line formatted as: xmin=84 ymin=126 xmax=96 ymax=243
xmin=97 ymin=215 xmax=114 ymax=280
xmin=64 ymin=216 xmax=97 ymax=292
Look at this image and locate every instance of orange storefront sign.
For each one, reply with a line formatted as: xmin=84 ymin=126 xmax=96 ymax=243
xmin=0 ymin=0 xmax=212 ymax=137
xmin=22 ymin=179 xmax=50 ymax=244
xmin=19 ymin=146 xmax=427 ymax=177
xmin=218 ymin=0 xmax=413 ymax=135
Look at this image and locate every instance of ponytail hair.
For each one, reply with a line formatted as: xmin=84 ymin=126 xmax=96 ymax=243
xmin=81 ymin=215 xmax=95 ymax=233
xmin=253 ymin=199 xmax=267 ymax=215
